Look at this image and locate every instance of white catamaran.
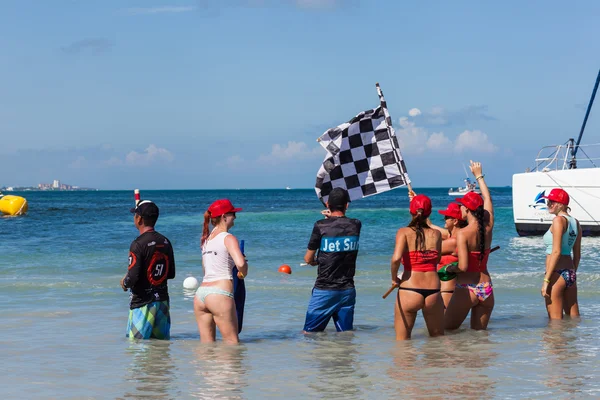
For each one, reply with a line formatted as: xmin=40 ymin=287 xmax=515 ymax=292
xmin=512 ymin=69 xmax=600 ymax=236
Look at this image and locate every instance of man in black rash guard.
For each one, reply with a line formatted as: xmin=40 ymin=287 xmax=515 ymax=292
xmin=120 ymin=200 xmax=176 ymax=339
xmin=303 ymin=188 xmax=361 ymax=332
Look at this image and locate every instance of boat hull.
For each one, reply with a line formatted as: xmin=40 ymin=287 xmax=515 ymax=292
xmin=448 ymin=190 xmax=481 ymax=196
xmin=512 ymin=168 xmax=600 ymax=236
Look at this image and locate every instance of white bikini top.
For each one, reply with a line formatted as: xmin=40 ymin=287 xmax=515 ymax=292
xmin=202 ymin=231 xmax=235 ymax=282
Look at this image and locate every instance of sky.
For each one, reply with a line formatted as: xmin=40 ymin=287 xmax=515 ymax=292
xmin=1 ymin=0 xmax=599 ymax=190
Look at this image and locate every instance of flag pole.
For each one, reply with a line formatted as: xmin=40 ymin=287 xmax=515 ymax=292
xmin=375 ymin=82 xmax=415 ymax=196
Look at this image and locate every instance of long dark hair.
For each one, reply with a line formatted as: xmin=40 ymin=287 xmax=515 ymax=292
xmin=201 ymin=211 xmax=223 ymax=247
xmin=407 ymin=210 xmax=430 ymax=251
xmin=472 ymin=206 xmax=486 ymax=260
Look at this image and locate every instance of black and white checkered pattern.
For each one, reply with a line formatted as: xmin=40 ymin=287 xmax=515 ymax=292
xmin=315 ymin=84 xmax=411 ymax=204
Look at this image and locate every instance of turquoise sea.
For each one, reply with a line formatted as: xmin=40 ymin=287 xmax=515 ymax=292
xmin=2 ymin=188 xmax=600 ymax=399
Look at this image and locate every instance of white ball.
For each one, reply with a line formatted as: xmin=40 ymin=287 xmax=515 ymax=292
xmin=183 ymin=277 xmax=199 ymax=290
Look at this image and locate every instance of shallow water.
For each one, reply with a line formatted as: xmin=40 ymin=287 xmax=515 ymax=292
xmin=1 ymin=188 xmax=599 ymax=399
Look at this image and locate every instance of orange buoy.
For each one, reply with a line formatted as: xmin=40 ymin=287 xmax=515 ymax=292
xmin=278 ymin=264 xmax=292 ymax=274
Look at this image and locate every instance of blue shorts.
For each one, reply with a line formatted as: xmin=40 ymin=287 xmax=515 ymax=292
xmin=303 ymin=287 xmax=356 ymax=332
xmin=126 ymin=300 xmax=171 ymax=340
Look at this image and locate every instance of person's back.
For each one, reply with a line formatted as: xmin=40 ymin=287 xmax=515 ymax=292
xmin=398 ymin=226 xmax=441 ymax=288
xmin=303 ymin=188 xmax=361 ymax=333
xmin=391 ymin=194 xmax=443 ymax=340
xmin=128 ymin=230 xmax=175 ymax=308
xmin=121 ymin=200 xmax=176 ymax=340
xmin=312 ymin=215 xmax=361 ymax=290
xmin=444 ymin=161 xmax=496 ymax=331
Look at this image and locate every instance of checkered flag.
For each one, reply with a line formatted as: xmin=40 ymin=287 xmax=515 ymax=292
xmin=315 ymin=83 xmax=411 ymax=204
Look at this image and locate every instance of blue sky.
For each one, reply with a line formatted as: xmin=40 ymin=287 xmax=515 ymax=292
xmin=1 ymin=0 xmax=599 ymax=190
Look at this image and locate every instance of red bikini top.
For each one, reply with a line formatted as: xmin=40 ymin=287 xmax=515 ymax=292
xmin=402 ymin=250 xmax=439 ymax=273
xmin=467 ymin=249 xmax=490 ymax=272
xmin=437 ymin=253 xmax=458 ymax=271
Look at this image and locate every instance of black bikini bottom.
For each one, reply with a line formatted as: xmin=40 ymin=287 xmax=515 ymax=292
xmin=398 ymin=286 xmax=441 ymax=299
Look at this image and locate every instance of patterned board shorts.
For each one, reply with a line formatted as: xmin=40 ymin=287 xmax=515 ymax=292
xmin=126 ymin=300 xmax=171 ymax=340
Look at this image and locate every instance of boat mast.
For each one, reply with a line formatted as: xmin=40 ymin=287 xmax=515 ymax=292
xmin=570 ymin=69 xmax=600 ymax=169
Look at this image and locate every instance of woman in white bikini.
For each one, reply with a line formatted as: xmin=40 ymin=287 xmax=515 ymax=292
xmin=194 ymin=199 xmax=248 ymax=344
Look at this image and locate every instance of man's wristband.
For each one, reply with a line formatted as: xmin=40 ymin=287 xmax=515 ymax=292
xmin=476 ymin=174 xmax=485 ymax=181
xmin=543 ymin=278 xmax=550 ymax=283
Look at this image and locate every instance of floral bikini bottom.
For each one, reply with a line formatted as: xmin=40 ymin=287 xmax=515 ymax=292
xmin=455 ymin=282 xmax=493 ymax=302
xmin=555 ymin=269 xmax=577 ymax=288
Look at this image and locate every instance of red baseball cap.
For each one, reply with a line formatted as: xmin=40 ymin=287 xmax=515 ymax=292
xmin=456 ymin=191 xmax=484 ymax=211
xmin=543 ymin=188 xmax=570 ymax=205
xmin=438 ymin=202 xmax=463 ymax=220
xmin=208 ymin=199 xmax=242 ymax=217
xmin=410 ymin=194 xmax=432 ymax=217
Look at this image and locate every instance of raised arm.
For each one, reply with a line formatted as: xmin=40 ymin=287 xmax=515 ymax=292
xmin=470 ymin=160 xmax=494 ymax=228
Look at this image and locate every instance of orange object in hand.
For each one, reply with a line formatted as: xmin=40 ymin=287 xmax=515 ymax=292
xmin=278 ymin=264 xmax=292 ymax=274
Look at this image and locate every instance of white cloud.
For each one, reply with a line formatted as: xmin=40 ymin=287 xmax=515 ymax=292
xmin=397 ymin=111 xmax=497 ymax=154
xmin=125 ymin=145 xmax=174 ymax=166
xmin=408 ymin=108 xmax=421 ymax=117
xmin=124 ymin=6 xmax=197 ymax=15
xmin=395 ymin=117 xmax=429 ymax=153
xmin=405 ymin=105 xmax=495 ymax=127
xmin=454 ymin=130 xmax=497 ymax=153
xmin=426 ymin=132 xmax=452 ymax=150
xmin=258 ymin=141 xmax=322 ymax=163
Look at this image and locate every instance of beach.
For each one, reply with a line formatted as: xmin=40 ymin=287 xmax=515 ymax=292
xmin=2 ymin=188 xmax=600 ymax=399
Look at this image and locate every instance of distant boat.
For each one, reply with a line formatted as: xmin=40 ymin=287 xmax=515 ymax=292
xmin=448 ymin=178 xmax=481 ymax=196
xmin=448 ymin=164 xmax=481 ymax=196
xmin=285 ymin=186 xmax=291 ymax=190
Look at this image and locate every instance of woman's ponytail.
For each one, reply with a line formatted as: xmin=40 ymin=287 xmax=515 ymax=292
xmin=201 ymin=211 xmax=211 ymax=247
xmin=408 ymin=209 xmax=430 ymax=251
xmin=473 ymin=206 xmax=486 ymax=260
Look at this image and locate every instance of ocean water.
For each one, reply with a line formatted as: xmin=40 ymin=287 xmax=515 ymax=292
xmin=1 ymin=188 xmax=599 ymax=399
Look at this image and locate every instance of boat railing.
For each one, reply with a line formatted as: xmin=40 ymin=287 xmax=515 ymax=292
xmin=531 ymin=142 xmax=600 ymax=172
